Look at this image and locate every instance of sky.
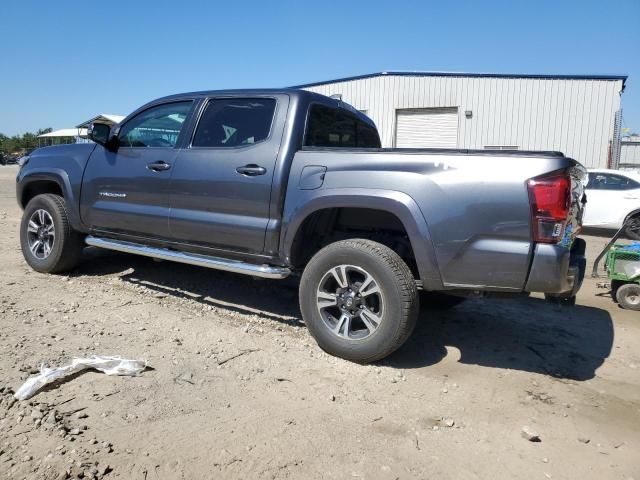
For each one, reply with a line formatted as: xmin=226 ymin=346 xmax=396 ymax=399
xmin=0 ymin=0 xmax=638 ymax=136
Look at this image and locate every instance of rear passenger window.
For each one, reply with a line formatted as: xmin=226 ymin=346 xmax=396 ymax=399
xmin=192 ymin=98 xmax=276 ymax=147
xmin=305 ymin=104 xmax=381 ymax=148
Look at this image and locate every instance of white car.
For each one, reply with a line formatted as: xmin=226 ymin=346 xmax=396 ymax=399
xmin=583 ymin=169 xmax=640 ymax=237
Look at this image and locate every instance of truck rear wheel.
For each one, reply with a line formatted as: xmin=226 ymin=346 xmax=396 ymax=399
xmin=615 ymin=283 xmax=640 ymax=310
xmin=20 ymin=194 xmax=84 ymax=273
xmin=299 ymin=239 xmax=418 ymax=363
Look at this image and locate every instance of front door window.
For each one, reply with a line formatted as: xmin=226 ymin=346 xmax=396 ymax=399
xmin=119 ymin=102 xmax=192 ymax=148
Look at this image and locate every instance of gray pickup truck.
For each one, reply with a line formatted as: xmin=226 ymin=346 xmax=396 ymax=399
xmin=16 ymin=89 xmax=586 ymax=362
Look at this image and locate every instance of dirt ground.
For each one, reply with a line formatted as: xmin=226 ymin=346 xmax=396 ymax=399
xmin=0 ymin=165 xmax=639 ymax=480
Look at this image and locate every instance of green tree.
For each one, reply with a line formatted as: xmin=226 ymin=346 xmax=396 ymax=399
xmin=0 ymin=128 xmax=53 ymax=154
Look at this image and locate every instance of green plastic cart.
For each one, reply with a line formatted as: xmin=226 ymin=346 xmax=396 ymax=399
xmin=592 ymin=210 xmax=640 ymax=310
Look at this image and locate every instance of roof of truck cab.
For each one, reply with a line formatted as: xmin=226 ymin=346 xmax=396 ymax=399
xmin=132 ymin=89 xmax=375 ymax=126
xmin=150 ymin=88 xmax=323 ymax=102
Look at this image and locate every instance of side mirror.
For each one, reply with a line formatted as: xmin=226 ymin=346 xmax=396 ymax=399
xmin=88 ymin=123 xmax=120 ymax=152
xmin=87 ymin=123 xmax=111 ymax=145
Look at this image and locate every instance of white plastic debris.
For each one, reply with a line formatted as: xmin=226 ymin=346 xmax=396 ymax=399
xmin=14 ymin=356 xmax=147 ymax=401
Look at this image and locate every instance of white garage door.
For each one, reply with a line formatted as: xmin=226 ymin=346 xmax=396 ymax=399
xmin=395 ymin=108 xmax=458 ymax=148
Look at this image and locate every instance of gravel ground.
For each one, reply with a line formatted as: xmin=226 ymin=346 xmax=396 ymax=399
xmin=0 ymin=165 xmax=639 ymax=480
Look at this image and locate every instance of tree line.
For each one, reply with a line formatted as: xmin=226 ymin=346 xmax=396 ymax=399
xmin=0 ymin=128 xmax=53 ymax=155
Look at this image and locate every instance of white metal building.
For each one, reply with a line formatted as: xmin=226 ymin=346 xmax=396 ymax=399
xmin=297 ymin=72 xmax=627 ymax=168
xmin=620 ymin=137 xmax=640 ymax=168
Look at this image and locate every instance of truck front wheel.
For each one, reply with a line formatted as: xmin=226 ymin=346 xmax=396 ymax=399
xmin=299 ymin=239 xmax=418 ymax=363
xmin=20 ymin=194 xmax=84 ymax=273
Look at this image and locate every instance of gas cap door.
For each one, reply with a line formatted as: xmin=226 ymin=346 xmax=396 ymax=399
xmin=299 ymin=165 xmax=327 ymax=190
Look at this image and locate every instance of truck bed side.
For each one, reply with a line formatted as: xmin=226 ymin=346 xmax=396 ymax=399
xmin=282 ymin=148 xmax=582 ymax=292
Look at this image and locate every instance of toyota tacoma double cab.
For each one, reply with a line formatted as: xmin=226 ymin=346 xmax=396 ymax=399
xmin=16 ymin=89 xmax=587 ymax=362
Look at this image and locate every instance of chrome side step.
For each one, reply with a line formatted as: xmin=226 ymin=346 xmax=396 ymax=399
xmin=85 ymin=236 xmax=291 ymax=279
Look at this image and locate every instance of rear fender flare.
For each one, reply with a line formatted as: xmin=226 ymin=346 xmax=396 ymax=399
xmin=281 ymin=188 xmax=443 ymax=289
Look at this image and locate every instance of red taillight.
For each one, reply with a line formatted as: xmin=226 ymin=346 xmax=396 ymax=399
xmin=527 ymin=174 xmax=571 ymax=243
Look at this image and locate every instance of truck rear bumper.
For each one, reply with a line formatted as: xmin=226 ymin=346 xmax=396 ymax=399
xmin=524 ymin=238 xmax=586 ymax=296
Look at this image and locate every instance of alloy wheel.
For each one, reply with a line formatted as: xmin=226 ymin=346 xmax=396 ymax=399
xmin=316 ymin=264 xmax=385 ymax=340
xmin=26 ymin=209 xmax=55 ymax=259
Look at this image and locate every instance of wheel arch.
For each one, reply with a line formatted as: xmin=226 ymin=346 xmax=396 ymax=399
xmin=17 ymin=169 xmax=83 ymax=231
xmin=281 ymin=189 xmax=443 ymax=290
xmin=623 ymin=207 xmax=640 ymax=224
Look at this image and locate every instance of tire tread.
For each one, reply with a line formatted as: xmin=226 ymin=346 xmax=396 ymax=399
xmin=300 ymin=238 xmax=418 ymax=363
xmin=615 ymin=283 xmax=640 ymax=311
xmin=21 ymin=194 xmax=83 ymax=273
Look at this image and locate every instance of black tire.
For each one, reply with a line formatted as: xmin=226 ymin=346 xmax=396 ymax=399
xmin=615 ymin=283 xmax=640 ymax=310
xmin=611 ymin=280 xmax=624 ymax=302
xmin=299 ymin=239 xmax=418 ymax=363
xmin=20 ymin=194 xmax=84 ymax=273
xmin=624 ymin=214 xmax=640 ymax=241
xmin=420 ymin=291 xmax=466 ymax=309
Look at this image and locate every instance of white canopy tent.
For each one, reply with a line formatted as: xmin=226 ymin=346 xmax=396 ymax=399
xmin=37 ymin=128 xmax=88 ymax=146
xmin=76 ymin=114 xmax=125 ymax=129
xmin=38 ymin=128 xmax=88 ymax=138
xmin=35 ymin=114 xmax=125 ymax=147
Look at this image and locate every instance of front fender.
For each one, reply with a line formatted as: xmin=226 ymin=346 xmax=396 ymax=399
xmin=281 ymin=188 xmax=443 ymax=290
xmin=16 ymin=143 xmax=95 ymax=232
xmin=16 ymin=168 xmax=84 ymax=231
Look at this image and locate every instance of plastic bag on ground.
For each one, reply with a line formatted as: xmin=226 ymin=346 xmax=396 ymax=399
xmin=14 ymin=356 xmax=147 ymax=401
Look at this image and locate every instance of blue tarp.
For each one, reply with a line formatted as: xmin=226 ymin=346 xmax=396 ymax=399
xmin=618 ymin=242 xmax=640 ymax=252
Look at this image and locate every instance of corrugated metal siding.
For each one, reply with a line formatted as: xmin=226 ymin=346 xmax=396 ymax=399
xmin=621 ymin=142 xmax=640 ymax=165
xmin=304 ymin=75 xmax=624 ymax=168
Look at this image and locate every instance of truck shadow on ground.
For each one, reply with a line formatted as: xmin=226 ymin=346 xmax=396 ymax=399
xmin=76 ymin=248 xmax=304 ymax=327
xmin=77 ymin=249 xmax=613 ymax=381
xmin=388 ymin=296 xmax=613 ymax=381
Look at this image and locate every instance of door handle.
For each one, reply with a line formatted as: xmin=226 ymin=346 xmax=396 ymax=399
xmin=624 ymin=195 xmax=639 ymax=200
xmin=236 ymin=164 xmax=267 ymax=176
xmin=147 ymin=161 xmax=171 ymax=172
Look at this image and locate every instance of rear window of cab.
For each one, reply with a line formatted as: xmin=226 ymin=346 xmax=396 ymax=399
xmin=305 ymin=104 xmax=381 ymax=148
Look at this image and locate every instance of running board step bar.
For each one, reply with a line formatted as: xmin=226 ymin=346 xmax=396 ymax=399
xmin=85 ymin=236 xmax=291 ymax=279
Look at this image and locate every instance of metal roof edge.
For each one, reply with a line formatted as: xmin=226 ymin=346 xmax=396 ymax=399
xmin=291 ymin=71 xmax=628 ymax=89
xmin=76 ymin=114 xmax=126 ymax=128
